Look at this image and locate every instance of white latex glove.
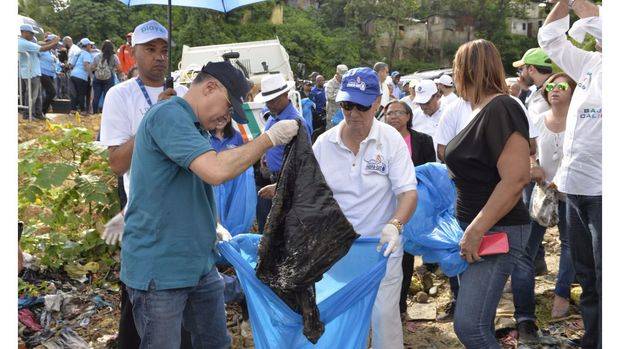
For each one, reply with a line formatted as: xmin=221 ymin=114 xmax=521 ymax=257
xmin=377 ymin=223 xmax=400 ymax=257
xmin=216 ymin=223 xmax=232 ymax=242
xmin=264 ymin=120 xmax=299 ymax=146
xmin=102 ymin=212 xmax=124 ymax=245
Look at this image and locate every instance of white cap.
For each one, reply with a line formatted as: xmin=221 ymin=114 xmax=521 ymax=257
xmin=79 ymin=38 xmax=95 ymax=46
xmin=413 ymin=79 xmax=439 ymax=104
xmin=434 ymin=74 xmax=454 ymax=87
xmin=336 ymin=64 xmax=349 ymax=75
xmin=259 ymin=74 xmax=294 ymax=102
xmin=132 ymin=20 xmax=168 ymax=47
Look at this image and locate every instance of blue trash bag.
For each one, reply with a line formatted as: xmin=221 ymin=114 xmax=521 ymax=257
xmin=402 ymin=163 xmax=468 ymax=277
xmin=301 ymin=98 xmax=315 ymax=134
xmin=331 ymin=109 xmax=344 ymax=126
xmin=213 ymin=167 xmax=257 ymax=236
xmin=218 ymin=234 xmax=388 ymax=349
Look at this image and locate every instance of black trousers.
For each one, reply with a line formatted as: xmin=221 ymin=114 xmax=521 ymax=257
xmin=399 ymin=252 xmax=415 ymax=314
xmin=40 ymin=75 xmax=56 ymax=114
xmin=70 ymin=76 xmax=89 ymax=112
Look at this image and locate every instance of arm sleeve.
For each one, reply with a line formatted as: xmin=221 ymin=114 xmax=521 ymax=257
xmin=538 ymin=15 xmax=599 ymax=82
xmin=100 ymin=88 xmax=133 ymax=146
xmin=484 ymin=98 xmax=530 ymax=164
xmin=19 ymin=40 xmax=41 ymax=53
xmin=84 ymin=53 xmax=93 ymax=64
xmin=148 ymin=108 xmax=214 ymax=169
xmin=389 ymin=135 xmax=417 ymax=194
xmin=435 ymin=108 xmax=455 ymax=145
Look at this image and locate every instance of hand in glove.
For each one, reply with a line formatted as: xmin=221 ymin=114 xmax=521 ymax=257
xmin=102 ymin=212 xmax=125 ymax=245
xmin=377 ymin=223 xmax=400 ymax=257
xmin=216 ymin=223 xmax=232 ymax=242
xmin=264 ymin=120 xmax=299 ymax=146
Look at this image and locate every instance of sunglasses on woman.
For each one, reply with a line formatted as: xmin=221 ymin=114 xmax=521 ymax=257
xmin=340 ymin=101 xmax=372 ymax=112
xmin=545 ymin=82 xmax=570 ymax=92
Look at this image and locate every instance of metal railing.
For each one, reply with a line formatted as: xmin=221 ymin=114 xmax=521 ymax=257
xmin=17 ymin=51 xmax=33 ymax=121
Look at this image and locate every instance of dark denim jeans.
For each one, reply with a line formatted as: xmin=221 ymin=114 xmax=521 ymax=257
xmin=127 ymin=267 xmax=231 ymax=349
xmin=511 ymin=199 xmax=575 ymax=323
xmin=453 ymin=222 xmax=530 ymax=349
xmin=566 ymin=194 xmax=602 ymax=349
xmin=92 ymin=77 xmax=114 ymax=113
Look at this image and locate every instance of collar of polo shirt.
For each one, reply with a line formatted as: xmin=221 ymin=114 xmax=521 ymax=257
xmin=327 ymin=118 xmax=381 ymax=146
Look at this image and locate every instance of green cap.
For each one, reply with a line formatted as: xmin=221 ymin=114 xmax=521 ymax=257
xmin=512 ymin=48 xmax=552 ymax=68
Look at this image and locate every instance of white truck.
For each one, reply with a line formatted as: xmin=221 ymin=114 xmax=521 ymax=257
xmin=177 ymin=38 xmax=302 ymax=140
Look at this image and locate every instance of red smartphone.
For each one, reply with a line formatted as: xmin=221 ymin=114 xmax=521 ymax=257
xmin=478 ymin=232 xmax=509 ymax=256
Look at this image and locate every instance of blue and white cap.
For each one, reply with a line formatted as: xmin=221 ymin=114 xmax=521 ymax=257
xmin=132 ymin=20 xmax=168 ymax=47
xmin=335 ymin=67 xmax=382 ymax=107
xmin=20 ymin=24 xmax=35 ymax=33
xmin=79 ymin=38 xmax=95 ymax=46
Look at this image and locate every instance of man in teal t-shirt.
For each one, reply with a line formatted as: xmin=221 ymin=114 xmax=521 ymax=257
xmin=122 ymin=61 xmax=299 ymax=348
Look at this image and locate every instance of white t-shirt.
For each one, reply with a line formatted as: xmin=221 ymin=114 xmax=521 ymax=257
xmin=435 ymin=97 xmax=473 ymax=146
xmin=99 ymin=78 xmax=189 ymax=197
xmin=381 ymin=79 xmax=391 ymax=107
xmin=439 ymin=92 xmax=458 ymax=107
xmin=539 ymin=15 xmax=601 ymax=195
xmin=534 ymin=112 xmax=564 ymax=184
xmin=313 ymin=119 xmax=417 ymax=256
xmin=400 ymin=95 xmax=420 ymax=113
xmin=411 ymin=105 xmax=443 ymax=154
xmin=526 ymin=86 xmax=551 ymax=123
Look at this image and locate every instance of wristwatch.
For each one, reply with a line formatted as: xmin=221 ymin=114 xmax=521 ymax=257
xmin=389 ymin=219 xmax=404 ymax=234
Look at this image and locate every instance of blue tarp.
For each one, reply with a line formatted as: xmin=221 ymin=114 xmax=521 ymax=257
xmin=218 ymin=234 xmax=387 ymax=349
xmin=214 ymin=167 xmax=257 ymax=236
xmin=402 ymin=163 xmax=468 ymax=277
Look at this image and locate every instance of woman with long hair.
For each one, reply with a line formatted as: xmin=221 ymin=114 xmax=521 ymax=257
xmin=92 ymin=40 xmax=121 ymax=113
xmin=444 ymin=39 xmax=532 ymax=348
xmin=530 ymin=72 xmax=577 ymax=318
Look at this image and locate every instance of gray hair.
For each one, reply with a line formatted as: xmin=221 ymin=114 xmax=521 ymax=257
xmin=373 ymin=62 xmax=388 ymax=73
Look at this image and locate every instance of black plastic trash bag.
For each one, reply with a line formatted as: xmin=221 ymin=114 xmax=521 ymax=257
xmin=255 ymin=120 xmax=360 ymax=344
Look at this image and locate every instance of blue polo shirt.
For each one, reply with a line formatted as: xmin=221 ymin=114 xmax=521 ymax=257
xmin=210 ymin=130 xmax=244 ymax=153
xmin=121 ymin=96 xmax=218 ymax=291
xmin=18 ymin=37 xmax=41 ymax=79
xmin=309 ymin=86 xmax=326 ymax=113
xmin=39 ymin=51 xmax=57 ymax=77
xmin=264 ymin=102 xmax=312 ymax=173
xmin=70 ymin=50 xmax=93 ymax=81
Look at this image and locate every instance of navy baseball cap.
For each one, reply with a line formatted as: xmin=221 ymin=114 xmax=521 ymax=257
xmin=335 ymin=67 xmax=382 ymax=107
xmin=201 ymin=61 xmax=251 ymax=124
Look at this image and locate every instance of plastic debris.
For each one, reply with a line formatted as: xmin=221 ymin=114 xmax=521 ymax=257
xmin=18 ymin=308 xmax=43 ymax=332
xmin=18 ymin=296 xmax=44 ymax=310
xmin=91 ymin=295 xmax=112 ymax=309
xmin=44 ymin=294 xmax=63 ymax=312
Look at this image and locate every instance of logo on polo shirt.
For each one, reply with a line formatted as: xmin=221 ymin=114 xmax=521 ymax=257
xmin=346 ymin=76 xmax=366 ymax=91
xmin=364 ymin=154 xmax=387 ymax=174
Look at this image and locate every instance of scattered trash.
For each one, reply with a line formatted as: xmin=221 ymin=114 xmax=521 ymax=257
xmin=415 ymin=291 xmax=429 ymax=304
xmin=18 ymin=308 xmax=43 ymax=332
xmin=64 ymin=262 xmax=100 ymax=282
xmin=19 ymin=296 xmax=44 ymax=309
xmin=429 ymin=286 xmax=438 ymax=297
xmin=92 ymin=295 xmax=113 ymax=309
xmin=44 ymin=294 xmax=63 ymax=312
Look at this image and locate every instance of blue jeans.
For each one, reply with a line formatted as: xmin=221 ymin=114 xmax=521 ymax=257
xmin=566 ymin=194 xmax=602 ymax=349
xmin=92 ymin=77 xmax=114 ymax=113
xmin=127 ymin=267 xmax=231 ymax=349
xmin=453 ymin=222 xmax=530 ymax=349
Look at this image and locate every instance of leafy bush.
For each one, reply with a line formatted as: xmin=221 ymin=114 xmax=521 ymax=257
xmin=18 ymin=121 xmax=120 ymax=277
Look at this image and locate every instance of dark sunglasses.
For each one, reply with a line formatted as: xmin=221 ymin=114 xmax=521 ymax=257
xmin=545 ymin=82 xmax=569 ymax=92
xmin=340 ymin=101 xmax=372 ymax=112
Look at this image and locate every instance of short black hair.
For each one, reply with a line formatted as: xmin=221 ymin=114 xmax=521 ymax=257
xmin=529 ymin=64 xmax=553 ymax=75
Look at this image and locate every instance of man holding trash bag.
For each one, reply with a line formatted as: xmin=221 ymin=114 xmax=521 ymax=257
xmin=120 ymin=61 xmax=299 ymax=348
xmin=260 ymin=67 xmax=418 ymax=348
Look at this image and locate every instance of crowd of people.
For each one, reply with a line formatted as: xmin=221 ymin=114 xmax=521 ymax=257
xmin=18 ymin=27 xmax=137 ymax=120
xmin=19 ymin=0 xmax=602 ymax=347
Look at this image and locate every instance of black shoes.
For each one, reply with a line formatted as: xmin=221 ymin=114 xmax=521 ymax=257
xmin=517 ymin=320 xmax=540 ymax=344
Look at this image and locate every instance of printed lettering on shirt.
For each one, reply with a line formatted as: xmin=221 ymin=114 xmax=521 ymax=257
xmin=579 ymin=107 xmax=602 ymax=119
xmin=363 ymin=153 xmax=387 ymax=175
xmin=577 ymin=72 xmax=592 ymax=90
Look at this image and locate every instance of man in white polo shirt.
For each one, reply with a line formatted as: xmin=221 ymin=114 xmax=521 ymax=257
xmin=314 ymin=67 xmax=418 ymax=349
xmin=434 ymin=74 xmax=458 ymax=107
xmin=411 ymin=79 xmax=443 ymax=156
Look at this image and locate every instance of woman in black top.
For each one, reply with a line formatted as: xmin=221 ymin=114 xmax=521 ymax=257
xmin=384 ymin=100 xmax=436 ymax=318
xmin=444 ymin=39 xmax=531 ymax=349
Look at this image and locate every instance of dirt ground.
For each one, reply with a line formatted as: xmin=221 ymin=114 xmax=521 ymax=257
xmin=18 ymin=114 xmax=584 ymax=348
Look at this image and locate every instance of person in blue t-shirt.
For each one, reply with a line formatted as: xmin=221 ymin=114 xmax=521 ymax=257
xmin=210 ymin=112 xmax=245 ymax=153
xmin=308 ymin=74 xmax=326 ymax=128
xmin=121 ymin=60 xmax=298 ymax=347
xmin=70 ymin=38 xmax=95 ymax=113
xmin=18 ymin=24 xmax=59 ymax=120
xmin=39 ymin=34 xmax=60 ymax=115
